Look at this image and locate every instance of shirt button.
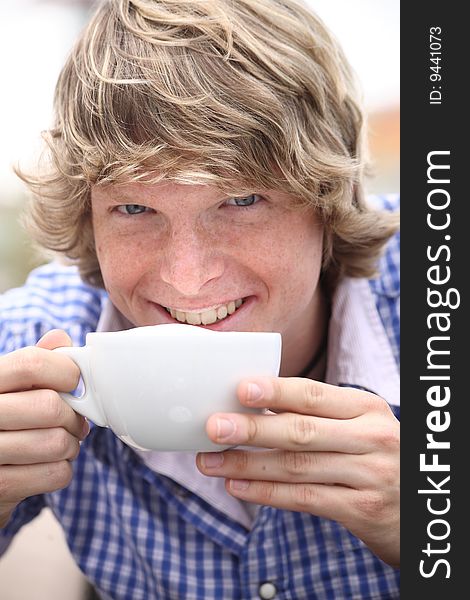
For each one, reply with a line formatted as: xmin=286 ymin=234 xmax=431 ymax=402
xmin=258 ymin=581 xmax=278 ymax=599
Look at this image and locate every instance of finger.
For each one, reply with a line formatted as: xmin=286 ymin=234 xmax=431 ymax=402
xmin=224 ymin=478 xmax=357 ymax=524
xmin=0 ymin=461 xmax=74 ymax=504
xmin=238 ymin=377 xmax=387 ymax=419
xmin=206 ymin=411 xmax=372 ymax=453
xmin=197 ymin=449 xmax=383 ymax=489
xmin=36 ymin=329 xmax=73 ymax=351
xmin=224 ymin=479 xmax=399 ymax=549
xmin=0 ymin=428 xmax=81 ymax=465
xmin=0 ymin=345 xmax=80 ymax=394
xmin=0 ymin=389 xmax=89 ymax=440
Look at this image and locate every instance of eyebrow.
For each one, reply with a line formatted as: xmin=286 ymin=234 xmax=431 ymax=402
xmin=91 ymin=186 xmax=274 ymax=207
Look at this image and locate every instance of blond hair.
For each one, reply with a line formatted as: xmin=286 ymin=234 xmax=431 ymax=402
xmin=20 ymin=0 xmax=398 ymax=287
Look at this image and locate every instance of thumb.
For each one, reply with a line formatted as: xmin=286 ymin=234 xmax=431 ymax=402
xmin=36 ymin=329 xmax=74 ymax=350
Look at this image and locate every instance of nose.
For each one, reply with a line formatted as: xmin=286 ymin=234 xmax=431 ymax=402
xmin=159 ymin=226 xmax=225 ymax=296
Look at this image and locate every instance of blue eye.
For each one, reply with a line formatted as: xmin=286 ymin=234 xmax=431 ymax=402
xmin=116 ymin=204 xmax=148 ymax=215
xmin=226 ymin=194 xmax=261 ymax=207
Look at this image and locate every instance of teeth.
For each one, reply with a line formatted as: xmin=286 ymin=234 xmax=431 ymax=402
xmin=217 ymin=305 xmax=228 ymax=320
xmin=201 ymin=309 xmax=217 ymax=325
xmin=186 ymin=312 xmax=202 ymax=325
xmin=164 ymin=298 xmax=244 ymax=325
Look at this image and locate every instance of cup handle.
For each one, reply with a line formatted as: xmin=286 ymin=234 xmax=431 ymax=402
xmin=53 ymin=346 xmax=107 ymax=427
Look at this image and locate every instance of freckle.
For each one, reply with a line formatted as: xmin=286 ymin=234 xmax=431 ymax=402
xmin=262 ymin=465 xmax=266 ymax=471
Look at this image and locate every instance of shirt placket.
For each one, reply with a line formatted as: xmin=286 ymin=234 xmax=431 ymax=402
xmin=239 ymin=506 xmax=286 ymax=600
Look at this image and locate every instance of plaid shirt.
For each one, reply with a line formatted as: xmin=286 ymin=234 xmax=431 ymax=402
xmin=0 ymin=195 xmax=400 ymax=599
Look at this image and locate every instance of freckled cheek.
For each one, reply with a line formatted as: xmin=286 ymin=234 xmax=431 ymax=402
xmin=95 ymin=233 xmax=151 ymax=292
xmin=271 ymin=224 xmax=323 ymax=304
xmin=235 ymin=217 xmax=322 ymax=281
xmin=275 ymin=220 xmax=323 ymax=267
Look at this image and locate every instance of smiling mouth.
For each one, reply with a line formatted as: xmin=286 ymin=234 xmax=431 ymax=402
xmin=163 ymin=298 xmax=244 ymax=325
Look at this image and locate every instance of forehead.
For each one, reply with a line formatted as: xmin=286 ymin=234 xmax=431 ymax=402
xmin=93 ymin=180 xmax=225 ymax=198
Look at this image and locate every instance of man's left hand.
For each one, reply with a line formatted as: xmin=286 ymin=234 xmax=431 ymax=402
xmin=196 ymin=377 xmax=399 ymax=568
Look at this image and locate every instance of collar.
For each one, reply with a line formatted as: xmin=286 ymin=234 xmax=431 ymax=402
xmin=325 ymin=277 xmax=399 ymax=407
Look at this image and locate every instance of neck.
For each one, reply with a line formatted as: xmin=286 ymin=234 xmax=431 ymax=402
xmin=279 ymin=284 xmax=329 ymax=379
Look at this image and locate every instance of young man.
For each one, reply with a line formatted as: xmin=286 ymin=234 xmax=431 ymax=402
xmin=0 ymin=1 xmax=400 ymax=597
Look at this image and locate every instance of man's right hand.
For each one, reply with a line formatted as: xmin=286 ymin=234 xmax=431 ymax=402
xmin=0 ymin=329 xmax=89 ymax=528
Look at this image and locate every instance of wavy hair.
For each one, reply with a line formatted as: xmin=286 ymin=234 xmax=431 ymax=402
xmin=19 ymin=0 xmax=398 ymax=287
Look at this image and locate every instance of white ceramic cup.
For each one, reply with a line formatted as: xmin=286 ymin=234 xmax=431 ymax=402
xmin=54 ymin=324 xmax=282 ymax=452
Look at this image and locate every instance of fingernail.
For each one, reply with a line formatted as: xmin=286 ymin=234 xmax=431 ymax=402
xmin=201 ymin=453 xmax=224 ymax=468
xmin=230 ymin=479 xmax=250 ymax=491
xmin=246 ymin=382 xmax=263 ymax=403
xmin=81 ymin=419 xmax=90 ymax=439
xmin=216 ymin=418 xmax=236 ymax=440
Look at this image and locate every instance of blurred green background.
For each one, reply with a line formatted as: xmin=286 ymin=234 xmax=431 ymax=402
xmin=0 ymin=199 xmax=42 ymax=291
